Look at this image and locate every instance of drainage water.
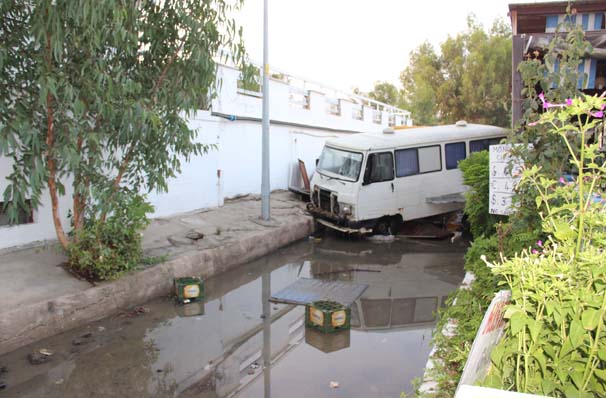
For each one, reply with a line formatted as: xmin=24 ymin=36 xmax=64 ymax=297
xmin=0 ymin=236 xmax=466 ymax=398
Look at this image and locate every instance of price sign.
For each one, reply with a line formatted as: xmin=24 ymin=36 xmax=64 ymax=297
xmin=489 ymin=144 xmax=525 ymax=215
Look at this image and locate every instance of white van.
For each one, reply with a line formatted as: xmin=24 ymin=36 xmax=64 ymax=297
xmin=307 ymin=122 xmax=506 ymax=234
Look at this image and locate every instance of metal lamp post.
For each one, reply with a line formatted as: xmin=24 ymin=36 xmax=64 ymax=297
xmin=261 ymin=0 xmax=270 ymax=221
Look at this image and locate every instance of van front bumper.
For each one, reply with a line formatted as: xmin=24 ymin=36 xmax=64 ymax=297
xmin=307 ymin=204 xmax=373 ymax=234
xmin=315 ymin=218 xmax=373 ymax=234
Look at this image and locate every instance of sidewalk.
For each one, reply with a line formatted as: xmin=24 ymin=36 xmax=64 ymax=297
xmin=0 ymin=191 xmax=313 ymax=355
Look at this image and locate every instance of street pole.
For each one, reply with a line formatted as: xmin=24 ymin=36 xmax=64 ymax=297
xmin=262 ymin=270 xmax=271 ymax=398
xmin=261 ymin=0 xmax=270 ymax=221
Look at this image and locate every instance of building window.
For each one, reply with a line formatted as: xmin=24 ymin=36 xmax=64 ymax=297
xmin=0 ymin=200 xmax=34 ymax=226
xmin=445 ymin=142 xmax=466 ymax=170
xmin=373 ymin=110 xmax=382 ymax=124
xmin=352 ymin=105 xmax=363 ymax=120
xmin=326 ymin=98 xmax=341 ymax=116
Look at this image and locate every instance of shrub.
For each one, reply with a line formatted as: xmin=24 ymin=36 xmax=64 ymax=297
xmin=459 ymin=151 xmax=506 ymax=238
xmin=68 ymin=194 xmax=153 ymax=281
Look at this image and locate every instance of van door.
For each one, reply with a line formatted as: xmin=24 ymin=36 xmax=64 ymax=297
xmin=357 ymin=152 xmax=397 ymax=221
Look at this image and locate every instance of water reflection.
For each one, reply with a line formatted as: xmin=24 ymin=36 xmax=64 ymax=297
xmin=0 ymin=237 xmax=466 ymax=398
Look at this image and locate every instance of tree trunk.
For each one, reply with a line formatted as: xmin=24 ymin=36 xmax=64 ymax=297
xmin=45 ymin=30 xmax=69 ymax=250
xmin=72 ymin=134 xmax=85 ymax=236
xmin=46 ymin=92 xmax=69 ymax=250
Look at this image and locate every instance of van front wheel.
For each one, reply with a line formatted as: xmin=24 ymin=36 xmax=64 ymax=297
xmin=373 ymin=218 xmax=392 ymax=236
xmin=373 ymin=216 xmax=402 ymax=236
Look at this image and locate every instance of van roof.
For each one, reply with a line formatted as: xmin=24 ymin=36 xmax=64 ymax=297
xmin=325 ymin=123 xmax=507 ymax=152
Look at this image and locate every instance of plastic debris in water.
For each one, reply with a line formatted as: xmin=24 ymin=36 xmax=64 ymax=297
xmin=366 ymin=234 xmax=395 ymax=242
xmin=38 ymin=349 xmax=53 ymax=356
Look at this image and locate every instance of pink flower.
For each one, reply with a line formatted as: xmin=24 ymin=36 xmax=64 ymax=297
xmin=566 ymin=98 xmax=573 ymax=106
xmin=559 ymin=177 xmax=566 ymax=184
xmin=531 ymin=249 xmax=539 ymax=254
xmin=537 ymin=240 xmax=543 ymax=247
xmin=528 ymin=120 xmax=539 ymax=126
xmin=538 ymin=92 xmax=566 ymax=109
xmin=590 ymin=110 xmax=604 ymax=118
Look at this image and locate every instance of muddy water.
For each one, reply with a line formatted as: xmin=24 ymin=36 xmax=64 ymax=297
xmin=0 ymin=236 xmax=467 ymax=398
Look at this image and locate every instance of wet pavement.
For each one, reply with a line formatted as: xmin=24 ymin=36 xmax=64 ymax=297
xmin=0 ymin=235 xmax=467 ymax=398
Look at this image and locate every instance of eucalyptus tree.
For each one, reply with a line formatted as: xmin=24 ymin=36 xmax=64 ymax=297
xmin=0 ymin=0 xmax=244 ymax=251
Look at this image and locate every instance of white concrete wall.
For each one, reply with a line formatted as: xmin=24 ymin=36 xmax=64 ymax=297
xmin=0 ymin=64 xmax=411 ymax=249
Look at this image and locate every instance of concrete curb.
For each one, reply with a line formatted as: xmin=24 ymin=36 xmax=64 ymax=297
xmin=418 ymin=271 xmax=476 ymax=396
xmin=0 ymin=216 xmax=313 ymax=356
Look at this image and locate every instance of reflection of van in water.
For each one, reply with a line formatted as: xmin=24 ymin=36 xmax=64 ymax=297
xmin=308 ymin=122 xmax=506 ymax=234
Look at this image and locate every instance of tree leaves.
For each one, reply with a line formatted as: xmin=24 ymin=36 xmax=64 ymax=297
xmin=0 ymin=0 xmax=243 ymax=239
xmin=400 ymin=16 xmax=511 ymax=127
xmin=581 ymin=308 xmax=600 ymax=331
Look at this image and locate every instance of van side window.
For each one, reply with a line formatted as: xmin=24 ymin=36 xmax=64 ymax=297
xmin=395 ymin=145 xmax=441 ymax=177
xmin=418 ymin=146 xmax=441 ymax=173
xmin=470 ymin=137 xmax=505 ymax=153
xmin=395 ymin=148 xmax=418 ymax=177
xmin=445 ymin=142 xmax=466 ymax=170
xmin=366 ymin=152 xmax=394 ymax=183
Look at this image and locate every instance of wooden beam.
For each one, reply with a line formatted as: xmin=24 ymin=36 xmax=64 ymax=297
xmin=510 ymin=10 xmax=518 ymax=35
xmin=509 ymin=1 xmax=606 ymax=16
xmin=512 ymin=35 xmax=526 ymax=130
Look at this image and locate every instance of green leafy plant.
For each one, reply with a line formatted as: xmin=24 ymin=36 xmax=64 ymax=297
xmin=482 ymin=94 xmax=606 ymax=397
xmin=238 ymin=62 xmax=261 ymax=92
xmin=418 ymin=226 xmax=542 ymax=398
xmin=68 ymin=194 xmax=153 ymax=281
xmin=459 ymin=151 xmax=507 ymax=238
xmin=418 ymin=12 xmax=592 ymax=398
xmin=141 ymin=254 xmax=169 ymax=266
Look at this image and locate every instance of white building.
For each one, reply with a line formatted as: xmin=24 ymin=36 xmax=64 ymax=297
xmin=0 ymin=63 xmax=412 ymax=250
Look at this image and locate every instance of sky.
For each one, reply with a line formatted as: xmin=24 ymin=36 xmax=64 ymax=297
xmin=235 ymin=0 xmax=549 ymax=93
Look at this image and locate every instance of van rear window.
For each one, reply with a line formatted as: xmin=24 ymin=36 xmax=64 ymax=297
xmin=470 ymin=137 xmax=505 ymax=153
xmin=445 ymin=142 xmax=466 ymax=170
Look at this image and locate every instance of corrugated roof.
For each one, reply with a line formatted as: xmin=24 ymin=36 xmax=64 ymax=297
xmin=324 ymin=123 xmax=507 ymax=152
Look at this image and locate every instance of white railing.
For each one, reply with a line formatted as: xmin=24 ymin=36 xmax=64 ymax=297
xmin=216 ymin=53 xmax=412 ymax=128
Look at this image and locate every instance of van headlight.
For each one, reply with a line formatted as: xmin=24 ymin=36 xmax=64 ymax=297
xmin=332 ymin=201 xmax=340 ymax=215
xmin=340 ymin=203 xmax=353 ymax=216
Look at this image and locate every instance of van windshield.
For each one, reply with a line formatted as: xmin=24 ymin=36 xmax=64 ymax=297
xmin=317 ymin=147 xmax=363 ymax=181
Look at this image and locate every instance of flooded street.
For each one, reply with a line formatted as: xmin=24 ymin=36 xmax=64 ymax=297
xmin=0 ymin=236 xmax=466 ymax=398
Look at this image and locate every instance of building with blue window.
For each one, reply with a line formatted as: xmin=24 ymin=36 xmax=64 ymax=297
xmin=509 ymin=1 xmax=606 ymax=126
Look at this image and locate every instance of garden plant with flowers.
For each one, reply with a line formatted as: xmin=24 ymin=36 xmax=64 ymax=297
xmin=414 ymin=15 xmax=594 ymax=398
xmin=481 ymin=94 xmax=606 ymax=397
